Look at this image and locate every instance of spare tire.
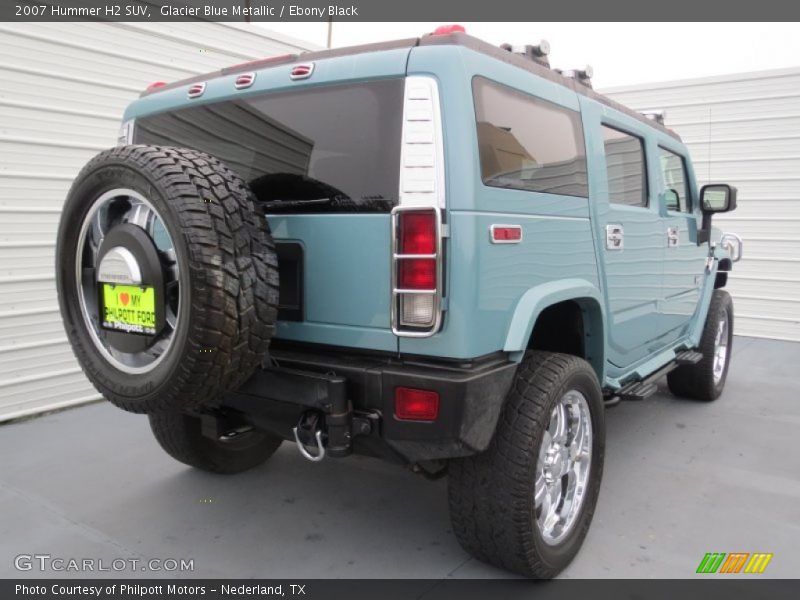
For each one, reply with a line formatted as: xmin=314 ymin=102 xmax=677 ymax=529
xmin=56 ymin=145 xmax=279 ymax=413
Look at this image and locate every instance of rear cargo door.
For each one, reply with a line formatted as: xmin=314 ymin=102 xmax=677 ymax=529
xmin=133 ymin=49 xmax=413 ymax=352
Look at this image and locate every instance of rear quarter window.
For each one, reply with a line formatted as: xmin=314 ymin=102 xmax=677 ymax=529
xmin=601 ymin=125 xmax=648 ymax=207
xmin=472 ymin=77 xmax=588 ymax=198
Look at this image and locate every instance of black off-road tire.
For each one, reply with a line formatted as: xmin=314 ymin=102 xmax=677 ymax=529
xmin=56 ymin=145 xmax=279 ymax=414
xmin=667 ymin=290 xmax=734 ymax=401
xmin=448 ymin=351 xmax=605 ymax=579
xmin=149 ymin=412 xmax=282 ymax=474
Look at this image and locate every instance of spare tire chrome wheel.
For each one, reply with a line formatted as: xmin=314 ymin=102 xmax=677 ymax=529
xmin=57 ymin=145 xmax=279 ymax=414
xmin=75 ymin=188 xmax=180 ymax=374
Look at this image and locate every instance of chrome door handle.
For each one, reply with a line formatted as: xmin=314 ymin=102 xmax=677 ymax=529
xmin=667 ymin=227 xmax=679 ymax=248
xmin=606 ymin=224 xmax=624 ymax=250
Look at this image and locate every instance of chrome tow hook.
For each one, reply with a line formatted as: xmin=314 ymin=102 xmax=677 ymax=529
xmin=292 ymin=412 xmax=326 ymax=462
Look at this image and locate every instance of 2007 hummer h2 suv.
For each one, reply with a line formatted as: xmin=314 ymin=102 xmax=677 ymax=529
xmin=57 ymin=28 xmax=743 ymax=578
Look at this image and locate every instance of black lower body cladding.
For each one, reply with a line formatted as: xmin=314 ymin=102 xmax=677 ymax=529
xmin=56 ymin=145 xmax=279 ymax=413
xmin=223 ymin=345 xmax=518 ymax=463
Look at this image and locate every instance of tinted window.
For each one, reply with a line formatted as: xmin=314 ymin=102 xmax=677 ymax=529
xmin=135 ymin=79 xmax=404 ymax=213
xmin=659 ymin=147 xmax=690 ymax=212
xmin=473 ymin=78 xmax=588 ymax=197
xmin=602 ymin=125 xmax=647 ymax=207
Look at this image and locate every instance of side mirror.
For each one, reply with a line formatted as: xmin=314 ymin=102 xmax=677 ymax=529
xmin=701 ymin=183 xmax=737 ymax=213
xmin=696 ymin=183 xmax=738 ymax=245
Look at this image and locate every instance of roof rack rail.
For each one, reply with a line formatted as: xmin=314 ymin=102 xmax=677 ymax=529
xmin=500 ymin=40 xmax=551 ymax=68
xmin=641 ymin=109 xmax=666 ymax=125
xmin=555 ymin=65 xmax=594 ymax=89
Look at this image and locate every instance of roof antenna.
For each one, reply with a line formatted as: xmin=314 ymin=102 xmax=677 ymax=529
xmin=500 ymin=40 xmax=551 ymax=67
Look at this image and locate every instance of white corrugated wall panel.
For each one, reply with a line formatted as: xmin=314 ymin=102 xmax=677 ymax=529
xmin=0 ymin=23 xmax=317 ymax=421
xmin=603 ymin=67 xmax=800 ymax=342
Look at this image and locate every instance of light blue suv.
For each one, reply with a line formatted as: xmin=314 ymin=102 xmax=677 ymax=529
xmin=56 ymin=28 xmax=742 ymax=577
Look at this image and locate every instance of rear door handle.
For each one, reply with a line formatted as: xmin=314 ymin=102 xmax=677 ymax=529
xmin=667 ymin=227 xmax=679 ymax=248
xmin=606 ymin=224 xmax=624 ymax=250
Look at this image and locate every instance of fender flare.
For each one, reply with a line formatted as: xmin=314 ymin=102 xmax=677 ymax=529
xmin=503 ymin=278 xmax=607 ymax=381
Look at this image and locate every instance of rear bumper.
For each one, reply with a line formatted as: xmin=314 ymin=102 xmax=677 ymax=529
xmin=223 ymin=343 xmax=517 ymax=463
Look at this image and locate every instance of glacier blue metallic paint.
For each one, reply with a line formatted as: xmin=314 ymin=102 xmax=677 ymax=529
xmin=119 ymin=40 xmax=720 ymax=392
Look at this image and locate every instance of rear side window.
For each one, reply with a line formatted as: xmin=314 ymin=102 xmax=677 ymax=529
xmin=659 ymin=147 xmax=691 ymax=212
xmin=602 ymin=125 xmax=647 ymax=207
xmin=473 ymin=77 xmax=588 ymax=198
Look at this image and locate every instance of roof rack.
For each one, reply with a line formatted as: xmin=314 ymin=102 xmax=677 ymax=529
xmin=554 ymin=66 xmax=594 ymax=89
xmin=500 ymin=40 xmax=551 ymax=68
xmin=641 ymin=109 xmax=666 ymax=125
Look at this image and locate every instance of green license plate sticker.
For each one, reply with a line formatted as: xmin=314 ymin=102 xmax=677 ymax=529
xmin=102 ymin=284 xmax=156 ymax=335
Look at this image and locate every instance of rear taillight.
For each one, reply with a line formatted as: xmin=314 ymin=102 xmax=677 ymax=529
xmin=392 ymin=76 xmax=445 ymax=337
xmin=393 ymin=209 xmax=441 ymax=332
xmin=395 ymin=387 xmax=439 ymax=421
xmin=400 ymin=212 xmax=436 ymax=254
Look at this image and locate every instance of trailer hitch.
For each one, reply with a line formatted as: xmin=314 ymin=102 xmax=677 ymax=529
xmin=226 ymin=363 xmax=377 ymax=462
xmin=292 ymin=411 xmax=326 ymax=462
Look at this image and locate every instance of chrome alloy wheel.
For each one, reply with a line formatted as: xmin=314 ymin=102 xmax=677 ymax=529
xmin=75 ymin=188 xmax=180 ymax=374
xmin=535 ymin=389 xmax=593 ymax=545
xmin=712 ymin=312 xmax=730 ymax=385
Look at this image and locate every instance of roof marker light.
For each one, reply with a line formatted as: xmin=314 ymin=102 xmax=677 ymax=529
xmin=145 ymin=81 xmax=166 ymax=92
xmin=431 ymin=24 xmax=466 ymax=36
xmin=290 ymin=63 xmax=314 ymax=80
xmin=187 ymin=82 xmax=206 ymax=99
xmin=234 ymin=72 xmax=256 ymax=90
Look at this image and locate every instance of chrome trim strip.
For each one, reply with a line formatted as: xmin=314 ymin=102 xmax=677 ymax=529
xmin=393 ymin=288 xmax=437 ymax=295
xmin=393 ymin=253 xmax=438 ymax=260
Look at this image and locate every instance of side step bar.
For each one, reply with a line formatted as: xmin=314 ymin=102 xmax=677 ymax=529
xmin=675 ymin=350 xmax=703 ymax=365
xmin=604 ymin=349 xmax=703 ymax=407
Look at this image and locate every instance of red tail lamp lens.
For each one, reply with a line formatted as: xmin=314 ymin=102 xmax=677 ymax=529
xmin=399 ymin=211 xmax=436 ymax=254
xmin=146 ymin=81 xmax=166 ymax=91
xmin=395 ymin=387 xmax=439 ymax=421
xmin=399 ymin=259 xmax=436 ymax=290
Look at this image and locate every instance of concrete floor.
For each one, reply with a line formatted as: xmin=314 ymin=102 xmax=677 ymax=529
xmin=0 ymin=336 xmax=798 ymax=579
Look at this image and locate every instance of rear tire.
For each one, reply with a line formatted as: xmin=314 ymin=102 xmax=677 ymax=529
xmin=149 ymin=411 xmax=282 ymax=474
xmin=448 ymin=351 xmax=605 ymax=578
xmin=56 ymin=145 xmax=279 ymax=413
xmin=667 ymin=290 xmax=733 ymax=401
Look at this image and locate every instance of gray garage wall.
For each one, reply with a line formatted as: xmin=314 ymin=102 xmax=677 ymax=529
xmin=603 ymin=67 xmax=800 ymax=342
xmin=0 ymin=22 xmax=316 ymax=421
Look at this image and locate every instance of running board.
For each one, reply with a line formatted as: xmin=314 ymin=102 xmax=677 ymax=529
xmin=617 ymin=381 xmax=659 ymax=402
xmin=604 ymin=349 xmax=703 ymax=407
xmin=675 ymin=350 xmax=703 ymax=365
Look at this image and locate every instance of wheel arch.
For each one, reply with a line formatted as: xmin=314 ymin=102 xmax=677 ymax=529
xmin=503 ymin=279 xmax=606 ymax=382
